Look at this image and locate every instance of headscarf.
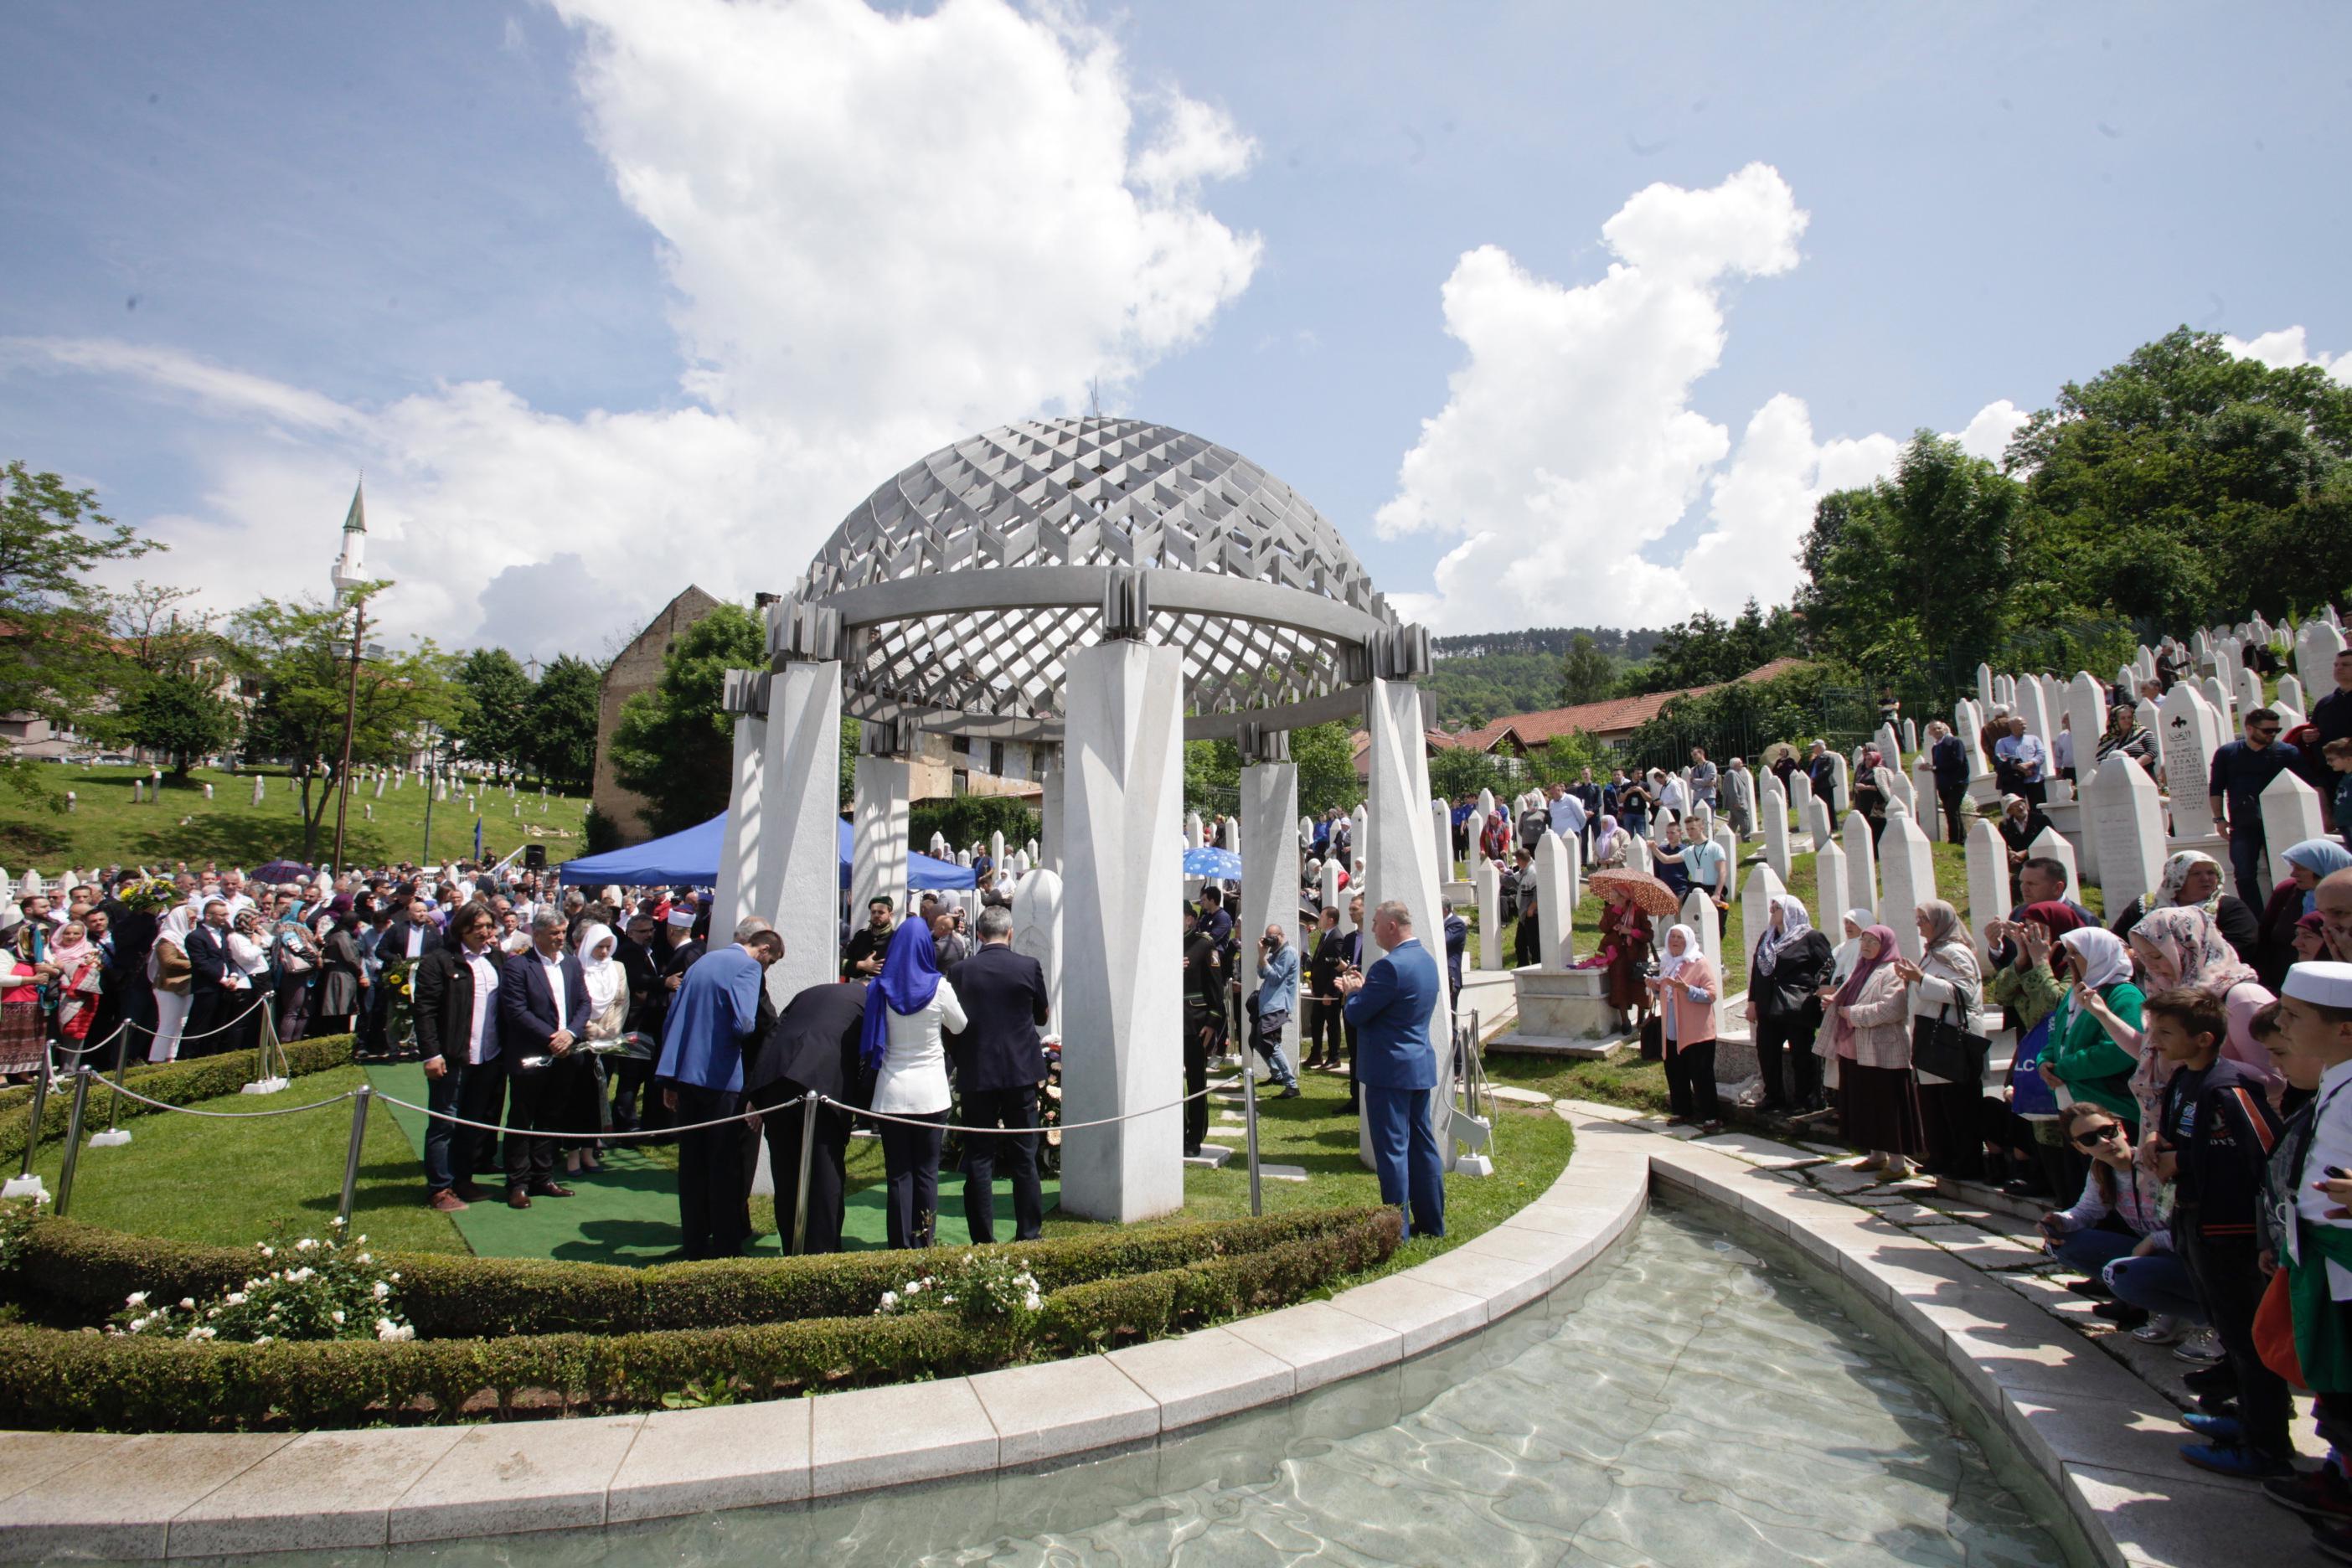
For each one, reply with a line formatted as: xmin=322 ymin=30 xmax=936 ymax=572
xmin=2001 ymin=793 xmax=2030 ymax=824
xmin=1916 ymin=898 xmax=1968 ymax=962
xmin=1752 ymin=895 xmax=1813 ymax=976
xmin=2284 ymin=839 xmax=2352 ymax=912
xmin=146 ymin=905 xmax=194 ymax=984
xmin=1592 ymin=815 xmax=1626 ymax=861
xmin=1656 ymin=924 xmax=1699 ymax=981
xmin=1832 ymin=925 xmax=1901 ymax=1009
xmin=859 ymin=916 xmax=943 ymax=1071
xmin=1841 ymin=907 xmax=1874 ymax=940
xmin=2129 ymin=905 xmax=2256 ymax=993
xmin=44 ymin=922 xmax=95 ymax=974
xmin=576 ymin=921 xmax=623 ymax=1014
xmin=2059 ymin=926 xmax=2134 ymax=991
xmin=2152 ymin=849 xmax=2223 ymax=915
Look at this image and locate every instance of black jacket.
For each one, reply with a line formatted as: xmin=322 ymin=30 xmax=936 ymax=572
xmin=1308 ymin=929 xmax=1346 ymax=999
xmin=746 ymin=981 xmax=866 ymax=1109
xmin=379 ymin=917 xmax=442 ymax=963
xmin=412 ymin=946 xmax=500 ymax=1065
xmin=498 ymin=949 xmax=591 ymax=1060
xmin=185 ymin=923 xmax=231 ymax=996
xmin=1748 ymin=929 xmax=1834 ymax=1022
xmin=946 ymin=942 xmax=1050 ymax=1092
xmin=2163 ymin=1054 xmax=2283 ymax=1248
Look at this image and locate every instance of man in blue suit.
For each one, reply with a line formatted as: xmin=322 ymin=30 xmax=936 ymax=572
xmin=498 ymin=909 xmax=592 ymax=1208
xmin=1337 ymin=899 xmax=1445 ymax=1239
xmin=656 ymin=917 xmax=784 ymax=1260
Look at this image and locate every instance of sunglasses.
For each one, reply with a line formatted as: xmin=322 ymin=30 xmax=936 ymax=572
xmin=2071 ymin=1123 xmax=2122 ymax=1149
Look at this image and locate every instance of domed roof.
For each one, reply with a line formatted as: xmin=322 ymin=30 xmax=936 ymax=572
xmin=795 ymin=417 xmax=1400 ymax=732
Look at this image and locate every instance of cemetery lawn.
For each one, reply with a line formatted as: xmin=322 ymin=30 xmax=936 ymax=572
xmin=0 ymin=765 xmax=591 ymax=872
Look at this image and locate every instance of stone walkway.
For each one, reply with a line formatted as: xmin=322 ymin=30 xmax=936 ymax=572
xmin=1562 ymin=1097 xmax=2321 ymax=1557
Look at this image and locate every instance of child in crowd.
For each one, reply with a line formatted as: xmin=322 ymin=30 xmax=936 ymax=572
xmin=2139 ymin=986 xmax=2288 ymax=1478
xmin=2277 ymin=962 xmax=2352 ymax=1553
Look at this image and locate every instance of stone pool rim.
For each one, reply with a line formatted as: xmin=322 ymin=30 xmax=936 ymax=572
xmin=0 ymin=1111 xmax=2219 ymax=1565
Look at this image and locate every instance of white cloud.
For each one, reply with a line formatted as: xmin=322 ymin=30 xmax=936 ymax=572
xmin=2224 ymin=325 xmax=2352 ymax=385
xmin=1950 ymin=398 xmax=2030 ymax=463
xmin=1375 ymin=163 xmax=2020 ymax=634
xmin=11 ymin=0 xmax=1260 ymax=655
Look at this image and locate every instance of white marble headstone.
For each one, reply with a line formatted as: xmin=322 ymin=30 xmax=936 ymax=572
xmin=2087 ymin=754 xmax=2164 ymax=916
xmin=1843 ymin=810 xmax=1878 ymax=919
xmin=2156 ymin=683 xmax=2222 ymax=837
xmin=1878 ymin=808 xmax=1937 ymax=960
xmin=1964 ymin=818 xmax=2010 ymax=967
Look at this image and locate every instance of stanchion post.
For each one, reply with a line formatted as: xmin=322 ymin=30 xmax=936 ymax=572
xmin=337 ymin=1086 xmax=372 ymax=1231
xmin=54 ymin=1069 xmax=94 ymax=1217
xmin=12 ymin=1066 xmax=51 ymax=1180
xmin=790 ymin=1095 xmax=818 ymax=1256
xmin=1240 ymin=1051 xmax=1263 ymax=1218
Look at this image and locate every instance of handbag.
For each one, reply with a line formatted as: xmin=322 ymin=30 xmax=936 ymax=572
xmin=1911 ymin=997 xmax=1990 ymax=1086
xmin=1638 ymin=1014 xmax=1663 ymax=1061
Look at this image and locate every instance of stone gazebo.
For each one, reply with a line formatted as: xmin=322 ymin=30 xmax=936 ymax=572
xmin=714 ymin=417 xmax=1447 ymax=1224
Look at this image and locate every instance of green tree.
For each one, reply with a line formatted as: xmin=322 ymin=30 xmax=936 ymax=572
xmin=231 ymin=596 xmax=460 ymax=860
xmin=1429 ymin=745 xmax=1508 ymax=801
xmin=1632 ymin=599 xmax=1803 ymax=694
xmin=1291 ymin=722 xmax=1358 ymax=817
xmin=449 ymin=647 xmax=535 ymax=780
xmin=608 ymin=603 xmax=766 ymax=838
xmin=112 ymin=670 xmax=240 ymax=776
xmin=1558 ymin=632 xmax=1615 ymax=705
xmin=0 ymin=461 xmax=162 ymax=799
xmin=522 ymin=654 xmax=601 ymax=789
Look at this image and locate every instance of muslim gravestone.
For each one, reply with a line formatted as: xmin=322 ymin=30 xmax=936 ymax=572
xmin=2087 ymin=753 xmax=2164 ymax=916
xmin=1965 ymin=818 xmax=2011 ymax=967
xmin=1877 ymin=807 xmax=1937 ymax=961
xmin=1843 ymin=810 xmax=1878 ymax=919
xmin=2157 ymin=683 xmax=2223 ymax=840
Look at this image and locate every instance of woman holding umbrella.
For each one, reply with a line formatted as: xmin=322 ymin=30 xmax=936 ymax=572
xmin=1590 ymin=869 xmax=1669 ymax=1038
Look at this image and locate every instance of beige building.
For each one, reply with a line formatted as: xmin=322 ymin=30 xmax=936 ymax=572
xmin=591 ymin=585 xmax=725 ymax=840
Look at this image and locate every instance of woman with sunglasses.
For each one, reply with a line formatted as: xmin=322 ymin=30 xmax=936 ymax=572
xmin=2037 ymin=1104 xmax=2200 ymax=1344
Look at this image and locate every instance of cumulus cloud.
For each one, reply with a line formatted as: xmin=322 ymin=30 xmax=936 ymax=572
xmin=1377 ymin=163 xmax=2020 ymax=634
xmin=12 ymin=0 xmax=1260 ymax=655
xmin=2224 ymin=325 xmax=2351 ymax=384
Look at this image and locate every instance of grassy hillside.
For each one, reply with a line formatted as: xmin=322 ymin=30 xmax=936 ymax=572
xmin=0 ymin=764 xmax=590 ymax=873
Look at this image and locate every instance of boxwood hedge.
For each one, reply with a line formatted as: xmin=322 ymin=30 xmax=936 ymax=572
xmin=0 ymin=1208 xmax=1402 ymax=1431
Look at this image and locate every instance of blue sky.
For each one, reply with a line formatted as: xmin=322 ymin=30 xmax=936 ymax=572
xmin=3 ymin=0 xmax=2346 ymax=658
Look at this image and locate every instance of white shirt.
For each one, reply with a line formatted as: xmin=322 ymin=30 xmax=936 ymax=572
xmin=1547 ymin=794 xmax=1586 ymax=837
xmin=537 ymin=951 xmax=569 ymax=1035
xmin=2298 ymin=1058 xmax=2352 ymax=1300
xmin=403 ymin=923 xmax=426 ymax=960
xmin=462 ymin=949 xmax=500 ymax=1065
xmin=871 ymin=981 xmax=968 ymax=1117
xmin=225 ymin=931 xmax=267 ymax=986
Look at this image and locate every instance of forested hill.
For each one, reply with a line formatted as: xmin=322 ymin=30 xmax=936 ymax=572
xmin=1431 ymin=627 xmax=1663 ymax=660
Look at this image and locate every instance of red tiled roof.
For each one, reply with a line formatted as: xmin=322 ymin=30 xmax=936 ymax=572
xmin=1460 ymin=659 xmax=1805 ymax=752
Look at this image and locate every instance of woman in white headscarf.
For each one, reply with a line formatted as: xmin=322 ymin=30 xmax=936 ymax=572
xmin=1645 ymin=924 xmax=1720 ymax=1131
xmin=146 ymin=905 xmax=197 ymax=1064
xmin=1890 ymin=898 xmax=1987 ymax=1178
xmin=2116 ymin=848 xmax=2258 ymax=967
xmin=560 ymin=921 xmax=627 ymax=1175
xmin=1745 ymin=895 xmax=1834 ymax=1113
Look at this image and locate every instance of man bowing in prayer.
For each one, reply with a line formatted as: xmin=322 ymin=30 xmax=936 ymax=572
xmin=655 ymin=916 xmax=784 ymax=1260
xmin=1335 ymin=900 xmax=1445 ymax=1239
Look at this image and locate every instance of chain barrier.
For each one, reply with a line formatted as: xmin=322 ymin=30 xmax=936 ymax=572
xmin=824 ymin=1084 xmax=1216 ymax=1134
xmin=103 ymin=1077 xmax=358 ymax=1121
xmin=370 ymin=1090 xmax=804 ymax=1140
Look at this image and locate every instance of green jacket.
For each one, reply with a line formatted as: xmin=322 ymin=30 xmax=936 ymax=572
xmin=1987 ymin=960 xmax=2066 ymax=1034
xmin=2048 ymin=981 xmax=2143 ymax=1121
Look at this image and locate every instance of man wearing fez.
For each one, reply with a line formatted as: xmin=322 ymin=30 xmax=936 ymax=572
xmin=946 ymin=905 xmax=1051 ymax=1243
xmin=748 ymin=977 xmax=866 ymax=1255
xmin=656 ymin=917 xmax=785 ymax=1260
xmin=1336 ymin=899 xmax=1445 ymax=1239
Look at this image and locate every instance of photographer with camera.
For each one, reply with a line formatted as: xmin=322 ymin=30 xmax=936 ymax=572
xmin=1240 ymin=920 xmax=1303 ymax=1098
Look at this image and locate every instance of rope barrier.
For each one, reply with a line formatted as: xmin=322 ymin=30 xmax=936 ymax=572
xmin=370 ymin=1091 xmax=804 ymax=1140
xmin=827 ymin=1084 xmax=1216 ymax=1133
xmin=104 ymin=1077 xmax=358 ymax=1120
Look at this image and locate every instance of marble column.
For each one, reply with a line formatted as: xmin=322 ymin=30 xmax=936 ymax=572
xmin=1816 ymin=837 xmax=1849 ymax=932
xmin=1240 ymin=734 xmax=1300 ymax=1067
xmin=1843 ymin=810 xmax=1878 ymax=920
xmin=1738 ymin=861 xmax=1784 ymax=992
xmin=1060 ymin=638 xmax=1186 ymax=1224
xmin=1011 ymin=867 xmax=1064 ymax=1029
xmin=1362 ymin=676 xmax=1452 ymax=1171
xmin=754 ymin=658 xmax=841 ymax=1008
xmin=1534 ymin=829 xmax=1574 ymax=968
xmin=851 ymin=733 xmax=911 ymax=924
xmin=712 ymin=670 xmax=768 ymax=940
xmin=1760 ymin=775 xmax=1791 ymax=882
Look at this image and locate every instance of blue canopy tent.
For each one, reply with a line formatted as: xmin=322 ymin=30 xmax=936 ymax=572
xmin=1181 ymin=845 xmax=1242 ymax=879
xmin=558 ymin=813 xmax=976 ymax=891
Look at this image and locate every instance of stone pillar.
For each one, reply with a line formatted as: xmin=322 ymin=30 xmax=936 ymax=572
xmin=1965 ymin=818 xmax=2011 ymax=968
xmin=2157 ymin=683 xmax=2222 ymax=836
xmin=1760 ymin=775 xmax=1790 ymax=882
xmin=2259 ymin=770 xmax=2327 ymax=897
xmin=1827 ymin=751 xmax=1849 ymax=815
xmin=1475 ymin=854 xmax=1504 ymax=972
xmin=753 ymin=657 xmax=842 ymax=1008
xmin=1877 ymin=807 xmax=1937 ymax=961
xmin=712 ymin=671 xmax=768 ymax=939
xmin=1239 ymin=729 xmax=1300 ymax=1068
xmin=1060 ymin=637 xmax=1185 ymax=1224
xmin=1843 ymin=810 xmax=1878 ymax=920
xmin=1787 ymin=768 xmax=1813 ymax=845
xmin=2028 ymin=824 xmax=2078 ymax=895
xmin=1816 ymin=837 xmax=1849 ymax=932
xmin=1678 ymin=889 xmax=1725 ymax=1039
xmin=1362 ymin=674 xmax=1451 ymax=1171
xmin=852 ymin=723 xmax=912 ymax=923
xmin=2298 ymin=620 xmax=2347 ymax=696
xmin=1738 ymin=861 xmax=1784 ymax=990
xmin=1431 ymin=798 xmax=1454 ymax=881
xmin=1322 ymin=859 xmax=1347 ymax=932
xmin=1039 ymin=746 xmax=1065 ymax=875
xmin=1534 ymin=830 xmax=1574 ymax=968
xmin=2088 ymin=754 xmax=2164 ymax=917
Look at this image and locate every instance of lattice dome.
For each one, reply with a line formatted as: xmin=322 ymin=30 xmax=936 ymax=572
xmin=797 ymin=417 xmax=1398 ymax=725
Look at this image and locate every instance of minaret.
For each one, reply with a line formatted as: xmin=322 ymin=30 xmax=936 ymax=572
xmin=331 ymin=478 xmax=368 ymax=594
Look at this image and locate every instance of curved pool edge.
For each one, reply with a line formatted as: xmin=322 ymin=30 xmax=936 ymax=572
xmin=0 ymin=1136 xmax=1653 ymax=1561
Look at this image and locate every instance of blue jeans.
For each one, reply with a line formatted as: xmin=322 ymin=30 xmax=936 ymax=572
xmin=1362 ymin=1083 xmax=1445 ymax=1239
xmin=1251 ymin=1005 xmax=1298 ymax=1089
xmin=2226 ymin=819 xmax=2267 ymax=904
xmin=2106 ymin=1251 xmax=2205 ymax=1323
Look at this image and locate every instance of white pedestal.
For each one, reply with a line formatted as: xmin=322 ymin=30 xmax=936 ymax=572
xmin=1490 ymin=967 xmax=1618 ymax=1055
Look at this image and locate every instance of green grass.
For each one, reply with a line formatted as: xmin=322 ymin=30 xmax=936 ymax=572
xmin=1486 ymin=1053 xmax=1673 ymax=1117
xmin=0 ymin=764 xmax=591 ymax=873
xmin=19 ymin=1064 xmax=468 ymax=1255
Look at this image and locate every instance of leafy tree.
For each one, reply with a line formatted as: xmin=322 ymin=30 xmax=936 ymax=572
xmin=449 ymin=647 xmax=535 ymax=780
xmin=608 ymin=602 xmax=766 ymax=838
xmin=0 ymin=461 xmax=161 ymax=798
xmin=1558 ymin=632 xmax=1615 ymax=705
xmin=111 ymin=670 xmax=240 ymax=776
xmin=1291 ymin=722 xmax=1358 ymax=817
xmin=231 ymin=594 xmax=459 ymax=860
xmin=1429 ymin=745 xmax=1509 ymax=801
xmin=105 ymin=582 xmax=219 ymax=675
xmin=1631 ymin=599 xmax=1802 ymax=693
xmin=522 ymin=654 xmax=601 ymax=789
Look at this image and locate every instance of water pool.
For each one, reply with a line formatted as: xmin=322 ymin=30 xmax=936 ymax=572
xmin=216 ymin=1206 xmax=2086 ymax=1567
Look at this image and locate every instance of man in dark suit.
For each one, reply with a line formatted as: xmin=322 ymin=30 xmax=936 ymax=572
xmin=1180 ymin=904 xmax=1222 ymax=1158
xmin=947 ymin=905 xmax=1051 ymax=1243
xmin=750 ymin=979 xmax=867 ymax=1253
xmin=1304 ymin=906 xmax=1345 ymax=1070
xmin=1339 ymin=892 xmax=1365 ymax=1112
xmin=1337 ymin=899 xmax=1446 ymax=1240
xmin=497 ymin=908 xmax=591 ymax=1207
xmin=380 ymin=893 xmax=443 ymax=965
xmin=183 ymin=897 xmax=234 ymax=1058
xmin=411 ymin=901 xmax=506 ymax=1212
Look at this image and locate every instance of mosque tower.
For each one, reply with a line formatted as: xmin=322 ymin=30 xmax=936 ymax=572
xmin=330 ymin=478 xmax=368 ymax=594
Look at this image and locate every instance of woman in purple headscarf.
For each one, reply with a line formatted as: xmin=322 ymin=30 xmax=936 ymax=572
xmin=862 ymin=917 xmax=968 ymax=1248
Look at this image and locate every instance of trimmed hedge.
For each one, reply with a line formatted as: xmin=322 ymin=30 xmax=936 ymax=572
xmin=0 ymin=1209 xmax=1403 ymax=1431
xmin=0 ymin=1035 xmax=356 ymax=1168
xmin=13 ymin=1206 xmax=1390 ymax=1338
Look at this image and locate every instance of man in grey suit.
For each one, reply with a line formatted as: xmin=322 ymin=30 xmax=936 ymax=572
xmin=1337 ymin=900 xmax=1445 ymax=1239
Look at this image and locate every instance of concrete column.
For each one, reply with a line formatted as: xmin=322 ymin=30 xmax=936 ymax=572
xmin=1060 ymin=638 xmax=1186 ymax=1224
xmin=1240 ymin=741 xmax=1300 ymax=1068
xmin=752 ymin=658 xmax=841 ymax=1008
xmin=851 ymin=750 xmax=911 ymax=922
xmin=1362 ymin=677 xmax=1452 ymax=1171
xmin=1039 ymin=746 xmax=1064 ymax=875
xmin=712 ymin=676 xmax=768 ymax=938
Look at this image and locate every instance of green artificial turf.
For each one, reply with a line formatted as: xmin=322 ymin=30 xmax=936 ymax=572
xmin=0 ymin=764 xmax=591 ymax=873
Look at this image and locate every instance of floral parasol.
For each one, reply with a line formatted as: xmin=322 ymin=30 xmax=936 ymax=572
xmin=1586 ymin=868 xmax=1681 ymax=918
